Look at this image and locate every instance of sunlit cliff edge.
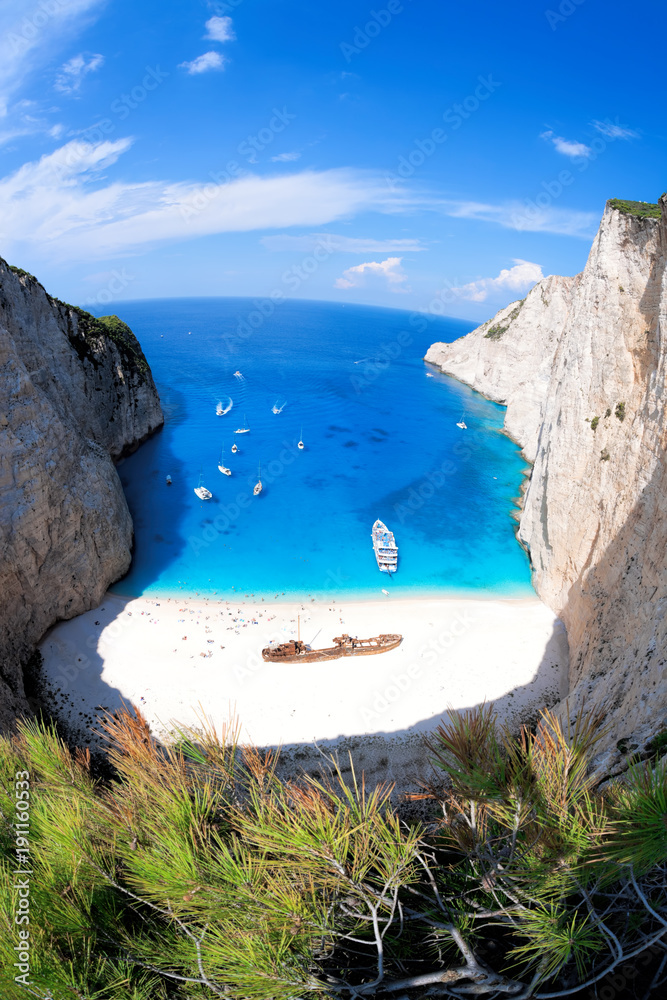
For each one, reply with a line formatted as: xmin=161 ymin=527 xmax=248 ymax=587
xmin=426 ymin=196 xmax=667 ymax=757
xmin=0 ymin=262 xmax=163 ymax=731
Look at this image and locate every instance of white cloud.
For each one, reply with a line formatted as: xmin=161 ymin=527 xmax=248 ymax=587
xmin=592 ymin=119 xmax=639 ymax=140
xmin=0 ymin=139 xmax=408 ymax=260
xmin=450 ymin=259 xmax=544 ymax=302
xmin=262 ymin=233 xmax=426 ymax=253
xmin=335 ymin=257 xmax=410 ymax=293
xmin=0 ymin=1 xmax=105 ymax=112
xmin=540 ymin=129 xmax=591 ymax=158
xmin=271 ymin=151 xmax=301 ymax=162
xmin=179 ymin=51 xmax=226 ymax=75
xmin=55 ymin=52 xmax=104 ymax=95
xmin=441 ymin=199 xmax=598 ymax=239
xmin=205 ymin=16 xmax=235 ymax=42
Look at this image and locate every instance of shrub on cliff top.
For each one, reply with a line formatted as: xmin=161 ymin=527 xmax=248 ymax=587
xmin=608 ymin=198 xmax=661 ymax=219
xmin=1 ymin=706 xmax=667 ymax=999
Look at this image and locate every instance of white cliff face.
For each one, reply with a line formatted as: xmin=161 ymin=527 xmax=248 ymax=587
xmin=425 ymin=274 xmax=576 ymax=462
xmin=426 ymin=198 xmax=667 ymax=747
xmin=0 ymin=262 xmax=163 ymax=730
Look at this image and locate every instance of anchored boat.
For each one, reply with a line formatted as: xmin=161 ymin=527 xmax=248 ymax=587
xmin=372 ymin=519 xmax=398 ymax=574
xmin=194 ymin=469 xmax=212 ymax=500
xmin=218 ymin=446 xmax=232 ymax=476
xmin=235 ymin=413 xmax=250 ymax=434
xmin=262 ymin=632 xmax=402 ymax=663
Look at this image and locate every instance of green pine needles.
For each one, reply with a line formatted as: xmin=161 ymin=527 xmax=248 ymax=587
xmin=1 ymin=705 xmax=666 ymax=999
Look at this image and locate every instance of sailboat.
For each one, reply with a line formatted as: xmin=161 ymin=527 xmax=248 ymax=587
xmin=235 ymin=413 xmax=250 ymax=434
xmin=456 ymin=413 xmax=468 ymax=429
xmin=194 ymin=468 xmax=212 ymax=500
xmin=297 ymin=426 xmax=304 ymax=451
xmin=231 ymin=442 xmax=238 ymax=454
xmin=272 ymin=399 xmax=286 ymax=414
xmin=253 ymin=462 xmax=263 ymax=496
xmin=218 ymin=445 xmax=232 ymax=476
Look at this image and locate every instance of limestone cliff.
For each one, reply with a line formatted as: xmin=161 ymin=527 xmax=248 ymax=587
xmin=426 ymin=197 xmax=667 ymax=749
xmin=0 ymin=261 xmax=162 ymax=731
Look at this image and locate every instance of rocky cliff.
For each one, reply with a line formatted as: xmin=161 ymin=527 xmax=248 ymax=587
xmin=426 ymin=197 xmax=667 ymax=750
xmin=0 ymin=261 xmax=163 ymax=731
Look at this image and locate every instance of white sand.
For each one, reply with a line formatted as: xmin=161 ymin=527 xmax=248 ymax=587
xmin=39 ymin=592 xmax=568 ymax=790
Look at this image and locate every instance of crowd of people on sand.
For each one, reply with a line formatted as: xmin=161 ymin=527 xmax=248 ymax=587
xmin=111 ymin=595 xmax=347 ymax=662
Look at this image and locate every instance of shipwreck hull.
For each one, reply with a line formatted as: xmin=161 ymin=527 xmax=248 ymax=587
xmin=262 ymin=634 xmax=402 ymax=663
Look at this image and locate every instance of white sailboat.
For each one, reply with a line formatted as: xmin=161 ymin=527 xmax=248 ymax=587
xmin=218 ymin=445 xmax=232 ymax=476
xmin=231 ymin=442 xmax=238 ymax=454
xmin=297 ymin=426 xmax=304 ymax=451
xmin=235 ymin=413 xmax=250 ymax=434
xmin=272 ymin=399 xmax=286 ymax=414
xmin=253 ymin=462 xmax=263 ymax=496
xmin=194 ymin=468 xmax=212 ymax=500
xmin=456 ymin=413 xmax=467 ymax=429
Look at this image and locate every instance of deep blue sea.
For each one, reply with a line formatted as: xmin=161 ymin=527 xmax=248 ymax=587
xmin=96 ymin=298 xmax=534 ymax=601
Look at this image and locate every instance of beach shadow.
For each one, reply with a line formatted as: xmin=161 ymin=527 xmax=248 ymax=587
xmin=271 ymin=618 xmax=569 ymax=800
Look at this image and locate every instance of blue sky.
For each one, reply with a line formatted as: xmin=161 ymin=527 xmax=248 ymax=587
xmin=0 ymin=0 xmax=663 ymax=321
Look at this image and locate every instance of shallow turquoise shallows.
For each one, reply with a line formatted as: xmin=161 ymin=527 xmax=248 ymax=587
xmin=97 ymin=298 xmax=534 ymax=601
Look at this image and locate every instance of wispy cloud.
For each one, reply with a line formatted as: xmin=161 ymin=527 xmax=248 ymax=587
xmin=54 ymin=52 xmax=104 ymax=95
xmin=262 ymin=233 xmax=425 ymax=253
xmin=335 ymin=257 xmax=410 ymax=293
xmin=540 ymin=129 xmax=591 ymax=158
xmin=592 ymin=119 xmax=639 ymax=140
xmin=205 ymin=15 xmax=235 ymax=42
xmin=0 ymin=0 xmax=106 ymax=115
xmin=450 ymin=259 xmax=544 ymax=302
xmin=441 ymin=199 xmax=598 ymax=239
xmin=0 ymin=139 xmax=409 ymax=260
xmin=271 ymin=151 xmax=301 ymax=162
xmin=179 ymin=51 xmax=226 ymax=74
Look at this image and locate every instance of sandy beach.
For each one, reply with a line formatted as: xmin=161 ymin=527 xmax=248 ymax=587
xmin=38 ymin=591 xmax=568 ymax=790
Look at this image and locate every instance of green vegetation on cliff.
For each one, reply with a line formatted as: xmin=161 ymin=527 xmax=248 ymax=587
xmin=1 ymin=706 xmax=666 ymax=999
xmin=608 ymin=198 xmax=661 ymax=219
xmin=53 ymin=301 xmax=150 ymax=381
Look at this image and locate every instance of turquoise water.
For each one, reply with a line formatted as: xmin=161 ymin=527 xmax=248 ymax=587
xmin=99 ymin=298 xmax=533 ymax=601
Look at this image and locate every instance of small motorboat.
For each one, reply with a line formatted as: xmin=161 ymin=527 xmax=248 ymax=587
xmin=216 ymin=402 xmax=224 ymax=416
xmin=166 ymin=475 xmax=172 ymax=485
xmin=233 ymin=370 xmax=244 ymax=379
xmin=231 ymin=443 xmax=238 ymax=454
xmin=297 ymin=426 xmax=304 ymax=451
